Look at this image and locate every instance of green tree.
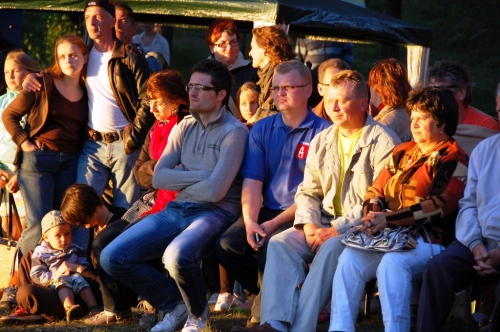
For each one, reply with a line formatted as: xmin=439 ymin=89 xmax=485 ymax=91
xmin=23 ymin=12 xmax=83 ymax=69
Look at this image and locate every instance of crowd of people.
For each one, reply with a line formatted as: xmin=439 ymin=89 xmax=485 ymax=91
xmin=1 ymin=1 xmax=500 ymax=332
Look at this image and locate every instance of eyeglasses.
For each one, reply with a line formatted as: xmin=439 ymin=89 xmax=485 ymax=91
xmin=185 ymin=84 xmax=216 ymax=92
xmin=269 ymin=85 xmax=309 ymax=93
xmin=318 ymin=82 xmax=330 ymax=87
xmin=214 ymin=41 xmax=239 ymax=49
xmin=146 ymin=98 xmax=172 ymax=108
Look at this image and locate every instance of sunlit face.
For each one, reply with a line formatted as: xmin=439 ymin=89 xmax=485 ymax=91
xmin=188 ymin=72 xmax=222 ymax=114
xmin=57 ymin=42 xmax=87 ymax=78
xmin=4 ymin=59 xmax=28 ymax=91
xmin=326 ymin=82 xmax=367 ymax=130
xmin=84 ymin=6 xmax=115 ymax=41
xmin=249 ymin=36 xmax=269 ymax=69
xmin=210 ymin=31 xmax=239 ymax=67
xmin=115 ymin=8 xmax=136 ymax=44
xmin=318 ymin=67 xmax=340 ymax=91
xmin=239 ymin=90 xmax=259 ymax=121
xmin=148 ymin=95 xmax=179 ymax=121
xmin=410 ymin=109 xmax=445 ymax=146
xmin=271 ymin=69 xmax=311 ymax=113
xmin=43 ymin=224 xmax=72 ymax=251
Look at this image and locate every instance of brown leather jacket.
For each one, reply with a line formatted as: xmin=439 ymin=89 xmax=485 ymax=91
xmin=2 ymin=72 xmax=88 ymax=166
xmin=3 ymin=72 xmax=57 ymax=148
xmin=91 ymin=39 xmax=155 ymax=154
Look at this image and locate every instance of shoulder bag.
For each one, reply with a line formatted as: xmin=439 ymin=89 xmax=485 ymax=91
xmin=340 ymin=225 xmax=419 ymax=252
xmin=0 ymin=188 xmax=22 ymax=288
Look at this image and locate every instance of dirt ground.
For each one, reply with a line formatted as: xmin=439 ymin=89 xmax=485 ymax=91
xmin=0 ymin=295 xmax=481 ymax=332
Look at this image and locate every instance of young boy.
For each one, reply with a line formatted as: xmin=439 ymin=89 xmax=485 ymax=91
xmin=30 ymin=210 xmax=100 ymax=322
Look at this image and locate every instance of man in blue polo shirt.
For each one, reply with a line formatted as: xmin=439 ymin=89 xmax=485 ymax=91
xmin=215 ymin=60 xmax=330 ymax=326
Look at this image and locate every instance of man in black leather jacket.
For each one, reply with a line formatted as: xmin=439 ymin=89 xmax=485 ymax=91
xmin=75 ymin=0 xmax=153 ymax=249
xmin=75 ymin=0 xmax=153 ymax=210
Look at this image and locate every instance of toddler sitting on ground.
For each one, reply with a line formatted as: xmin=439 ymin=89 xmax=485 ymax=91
xmin=30 ymin=210 xmax=100 ymax=322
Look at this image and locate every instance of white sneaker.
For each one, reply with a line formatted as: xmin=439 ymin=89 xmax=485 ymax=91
xmin=182 ymin=306 xmax=209 ymax=332
xmin=150 ymin=301 xmax=188 ymax=332
xmin=207 ymin=293 xmax=219 ymax=304
xmin=214 ymin=292 xmax=233 ymax=311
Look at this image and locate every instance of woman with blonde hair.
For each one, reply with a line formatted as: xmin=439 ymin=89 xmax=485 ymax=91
xmin=3 ymin=34 xmax=89 ymax=255
xmin=0 ymin=50 xmax=38 ymax=239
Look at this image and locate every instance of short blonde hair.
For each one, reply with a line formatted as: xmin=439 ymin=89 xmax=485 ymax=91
xmin=330 ymin=70 xmax=368 ymax=100
xmin=274 ymin=60 xmax=312 ymax=85
xmin=5 ymin=50 xmax=38 ymax=74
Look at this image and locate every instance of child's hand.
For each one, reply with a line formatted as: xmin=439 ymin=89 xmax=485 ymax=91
xmin=55 ymin=262 xmax=72 ymax=276
xmin=59 ymin=261 xmax=84 ymax=274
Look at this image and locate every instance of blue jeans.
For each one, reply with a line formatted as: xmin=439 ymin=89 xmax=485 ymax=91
xmin=76 ymin=139 xmax=140 ymax=250
xmin=331 ymin=236 xmax=444 ymax=332
xmin=77 ymin=138 xmax=140 ymax=208
xmin=100 ymin=201 xmax=237 ymax=318
xmin=17 ymin=150 xmax=80 ymax=254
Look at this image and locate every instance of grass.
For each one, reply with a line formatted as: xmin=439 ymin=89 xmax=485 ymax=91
xmin=0 ymin=293 xmax=480 ymax=331
xmin=3 ymin=1 xmax=497 ymax=331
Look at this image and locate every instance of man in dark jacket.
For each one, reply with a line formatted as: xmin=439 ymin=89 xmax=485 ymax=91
xmin=22 ymin=1 xmax=154 ymax=252
xmin=77 ymin=0 xmax=153 ymax=209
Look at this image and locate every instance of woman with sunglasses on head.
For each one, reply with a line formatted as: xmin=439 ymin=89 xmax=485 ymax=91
xmin=88 ymin=70 xmax=191 ymax=324
xmin=367 ymin=58 xmax=413 ymax=142
xmin=133 ymin=69 xmax=190 ymax=217
xmin=206 ymin=19 xmax=258 ymax=119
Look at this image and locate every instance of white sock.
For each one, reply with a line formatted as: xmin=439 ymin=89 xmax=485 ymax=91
xmin=267 ymin=320 xmax=288 ymax=332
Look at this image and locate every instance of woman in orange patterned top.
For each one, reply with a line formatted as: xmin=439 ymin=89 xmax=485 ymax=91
xmin=329 ymin=86 xmax=469 ymax=332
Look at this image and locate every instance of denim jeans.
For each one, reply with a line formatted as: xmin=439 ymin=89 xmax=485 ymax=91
xmin=214 ymin=207 xmax=290 ymax=321
xmin=76 ymin=139 xmax=140 ymax=251
xmin=260 ymin=228 xmax=345 ymax=332
xmin=17 ymin=150 xmax=79 ymax=254
xmin=331 ymin=236 xmax=444 ymax=332
xmin=77 ymin=138 xmax=140 ymax=208
xmin=92 ymin=219 xmax=132 ymax=314
xmin=100 ymin=201 xmax=237 ymax=318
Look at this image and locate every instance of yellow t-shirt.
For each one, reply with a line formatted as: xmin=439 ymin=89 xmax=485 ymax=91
xmin=333 ymin=128 xmax=363 ymax=216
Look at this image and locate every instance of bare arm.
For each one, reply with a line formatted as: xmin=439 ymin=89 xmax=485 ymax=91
xmin=242 ymin=178 xmax=266 ymax=250
xmin=260 ymin=203 xmax=296 ymax=235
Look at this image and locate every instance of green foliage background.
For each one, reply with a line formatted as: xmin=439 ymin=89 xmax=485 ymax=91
xmin=22 ymin=12 xmax=83 ymax=70
xmin=17 ymin=0 xmax=500 ymax=115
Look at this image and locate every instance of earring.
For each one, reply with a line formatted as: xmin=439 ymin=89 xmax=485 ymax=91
xmin=440 ymin=130 xmax=443 ymax=134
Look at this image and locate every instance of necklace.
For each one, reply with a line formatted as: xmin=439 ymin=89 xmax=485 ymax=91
xmin=405 ymin=137 xmax=449 ymax=167
xmin=405 ymin=144 xmax=422 ymax=166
